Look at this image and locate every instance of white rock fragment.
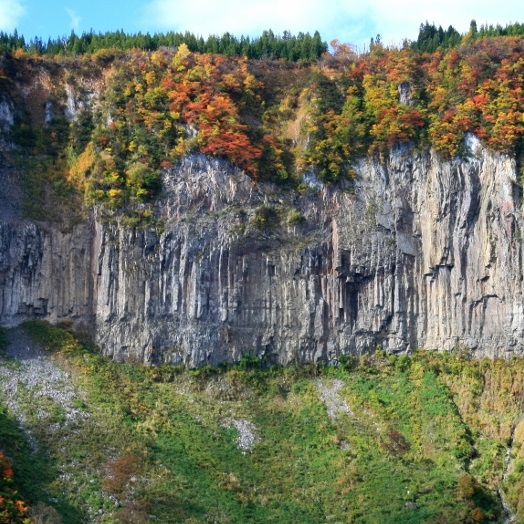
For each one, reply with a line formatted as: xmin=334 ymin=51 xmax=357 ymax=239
xmin=0 ymin=329 xmax=88 ymax=427
xmin=223 ymin=418 xmax=259 ymax=452
xmin=316 ymin=379 xmax=352 ymax=419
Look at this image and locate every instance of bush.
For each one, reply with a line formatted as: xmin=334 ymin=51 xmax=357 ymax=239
xmin=287 ymin=209 xmax=306 ymax=226
xmin=253 ymin=206 xmax=280 ymax=231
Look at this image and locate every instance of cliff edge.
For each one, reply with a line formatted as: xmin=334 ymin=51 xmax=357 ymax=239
xmin=1 ymin=136 xmax=522 ymax=365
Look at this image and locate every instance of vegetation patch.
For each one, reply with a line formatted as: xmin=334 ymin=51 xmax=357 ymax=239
xmin=0 ymin=26 xmax=523 ymax=222
xmin=1 ymin=323 xmax=524 ymax=522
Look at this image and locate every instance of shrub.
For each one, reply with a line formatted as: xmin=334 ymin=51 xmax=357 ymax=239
xmin=253 ymin=206 xmax=280 ymax=231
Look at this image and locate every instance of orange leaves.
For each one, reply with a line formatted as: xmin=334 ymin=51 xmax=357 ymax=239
xmin=151 ymin=38 xmax=524 ymax=181
xmin=168 ymin=83 xmax=192 ymax=117
xmin=89 ymin=46 xmax=266 ymax=197
xmin=359 ymin=51 xmax=428 ymax=155
xmin=0 ymin=452 xmax=29 ymax=521
xmin=1 ymin=453 xmax=14 ymax=480
xmin=200 ymin=128 xmax=262 ymax=172
xmin=161 ymin=50 xmax=263 ymax=174
xmin=70 ymin=35 xmax=524 ymax=202
xmin=371 ymin=107 xmax=426 ymax=150
xmin=385 ymin=48 xmax=418 ymax=85
xmin=472 ymin=93 xmax=488 ymax=108
xmin=317 ymin=37 xmax=524 ymax=160
xmin=419 ymin=37 xmax=524 ymax=156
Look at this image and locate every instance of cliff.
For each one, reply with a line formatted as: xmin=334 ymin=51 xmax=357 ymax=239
xmin=1 ymin=135 xmax=522 ymax=366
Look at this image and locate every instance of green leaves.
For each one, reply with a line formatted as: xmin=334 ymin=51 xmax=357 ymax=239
xmin=5 ymin=323 xmax=524 ymax=522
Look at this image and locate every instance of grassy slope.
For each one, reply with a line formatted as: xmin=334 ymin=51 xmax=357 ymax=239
xmin=1 ymin=322 xmax=524 ymax=523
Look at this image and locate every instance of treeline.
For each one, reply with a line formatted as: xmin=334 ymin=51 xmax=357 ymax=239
xmin=476 ymin=21 xmax=524 ymax=38
xmin=0 ymin=28 xmax=327 ymax=61
xmin=411 ymin=22 xmax=462 ymax=52
xmin=412 ymin=20 xmax=524 ymax=52
xmin=3 ymin=21 xmax=524 ymax=59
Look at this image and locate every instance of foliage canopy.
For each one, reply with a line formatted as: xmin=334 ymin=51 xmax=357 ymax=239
xmin=1 ymin=27 xmax=524 ymax=213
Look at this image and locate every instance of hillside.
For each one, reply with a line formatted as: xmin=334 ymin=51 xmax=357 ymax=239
xmin=1 ymin=32 xmax=524 ymax=205
xmin=2 ymin=322 xmax=524 ymax=522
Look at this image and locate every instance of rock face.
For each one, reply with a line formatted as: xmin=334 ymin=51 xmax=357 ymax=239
xmin=1 ymin=137 xmax=523 ymax=365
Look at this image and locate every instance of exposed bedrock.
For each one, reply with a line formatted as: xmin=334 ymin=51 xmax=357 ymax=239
xmin=1 ymin=137 xmax=523 ymax=365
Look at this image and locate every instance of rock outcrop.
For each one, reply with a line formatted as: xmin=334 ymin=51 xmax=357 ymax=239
xmin=1 ymin=136 xmax=523 ymax=365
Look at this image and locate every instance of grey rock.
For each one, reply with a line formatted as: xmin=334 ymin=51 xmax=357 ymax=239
xmin=1 ymin=139 xmax=523 ymax=365
xmin=223 ymin=418 xmax=259 ymax=452
xmin=398 ymin=81 xmax=413 ymax=106
xmin=316 ymin=379 xmax=352 ymax=418
xmin=0 ymin=327 xmax=88 ymax=426
xmin=0 ymin=98 xmax=14 ymax=130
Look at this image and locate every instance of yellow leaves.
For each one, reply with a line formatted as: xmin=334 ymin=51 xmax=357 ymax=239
xmin=221 ymin=73 xmax=241 ymax=91
xmin=68 ymin=142 xmax=97 ymax=186
xmin=176 ymin=42 xmax=191 ymax=60
xmin=12 ymin=48 xmax=26 ymax=59
xmin=105 ymin=171 xmax=120 ymax=184
xmin=363 ymin=74 xmax=394 ymax=119
xmin=170 ymin=138 xmax=193 ymax=158
xmin=108 ymin=188 xmax=123 ymax=199
xmin=429 ymin=119 xmax=462 ymax=157
xmin=150 ymin=50 xmax=167 ymax=67
xmin=143 ymin=86 xmax=164 ymax=107
xmin=187 ymin=65 xmax=204 ymax=82
xmin=172 ymin=42 xmax=191 ymax=71
xmin=144 ymin=70 xmax=156 ymax=86
xmin=203 ymin=61 xmax=214 ymax=79
xmin=243 ymin=73 xmax=259 ymax=93
xmin=125 ymin=162 xmax=153 ymax=188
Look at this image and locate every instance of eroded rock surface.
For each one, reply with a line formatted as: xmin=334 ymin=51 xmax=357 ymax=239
xmin=1 ymin=138 xmax=523 ymax=365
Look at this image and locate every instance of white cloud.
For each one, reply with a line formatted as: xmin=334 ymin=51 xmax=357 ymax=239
xmin=361 ymin=0 xmax=524 ymax=47
xmin=65 ymin=7 xmax=81 ymax=33
xmin=141 ymin=0 xmax=524 ymax=51
xmin=144 ymin=0 xmax=317 ymax=34
xmin=0 ymin=0 xmax=25 ymax=32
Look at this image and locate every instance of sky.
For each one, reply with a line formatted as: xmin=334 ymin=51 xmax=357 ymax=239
xmin=0 ymin=0 xmax=522 ymax=52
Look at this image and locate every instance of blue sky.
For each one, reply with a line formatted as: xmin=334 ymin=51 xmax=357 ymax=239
xmin=0 ymin=0 xmax=522 ymax=52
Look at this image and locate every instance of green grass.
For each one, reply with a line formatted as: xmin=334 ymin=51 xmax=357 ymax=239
xmin=3 ymin=322 xmax=524 ymax=522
